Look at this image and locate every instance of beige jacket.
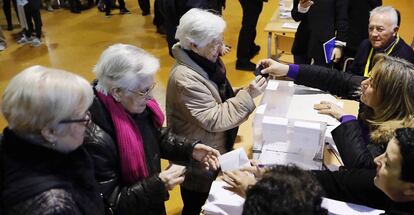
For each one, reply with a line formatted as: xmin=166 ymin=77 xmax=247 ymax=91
xmin=166 ymin=44 xmax=256 ymax=192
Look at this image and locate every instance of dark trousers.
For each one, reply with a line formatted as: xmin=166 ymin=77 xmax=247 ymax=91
xmin=3 ymin=0 xmax=18 ymax=28
xmin=236 ymin=0 xmax=263 ymax=61
xmin=180 ymin=186 xmax=209 ymax=215
xmin=138 ymin=0 xmax=150 ymax=13
xmin=104 ymin=0 xmax=125 ymax=14
xmin=153 ymin=0 xmax=163 ymax=27
xmin=24 ymin=4 xmax=42 ymax=38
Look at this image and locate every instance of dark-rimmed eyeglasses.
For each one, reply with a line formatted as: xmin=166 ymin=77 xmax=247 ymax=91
xmin=127 ymin=83 xmax=156 ymax=97
xmin=60 ymin=111 xmax=91 ymax=126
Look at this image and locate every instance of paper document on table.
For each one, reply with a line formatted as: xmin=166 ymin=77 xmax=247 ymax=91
xmin=321 ymin=198 xmax=385 ymax=215
xmin=202 ymin=181 xmax=245 ymax=215
xmin=219 ymin=148 xmax=250 ymax=171
xmin=286 ymin=94 xmax=341 ymax=125
xmin=281 ymin=22 xmax=299 ymax=29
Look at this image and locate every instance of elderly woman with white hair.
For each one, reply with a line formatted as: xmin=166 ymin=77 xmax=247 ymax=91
xmin=83 ymin=43 xmax=220 ymax=215
xmin=0 ymin=66 xmax=104 ymax=214
xmin=166 ymin=8 xmax=267 ymax=214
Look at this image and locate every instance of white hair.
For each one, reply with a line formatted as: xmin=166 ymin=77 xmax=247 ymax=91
xmin=93 ymin=43 xmax=160 ymax=94
xmin=175 ymin=8 xmax=226 ymax=50
xmin=1 ymin=66 xmax=93 ymax=134
xmin=370 ymin=6 xmax=399 ymax=28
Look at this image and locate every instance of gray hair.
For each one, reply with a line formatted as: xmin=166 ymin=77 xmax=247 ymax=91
xmin=1 ymin=66 xmax=93 ymax=134
xmin=370 ymin=6 xmax=399 ymax=28
xmin=93 ymin=43 xmax=160 ymax=94
xmin=175 ymin=8 xmax=226 ymax=50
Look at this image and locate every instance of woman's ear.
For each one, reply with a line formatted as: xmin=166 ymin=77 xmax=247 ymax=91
xmin=41 ymin=126 xmax=57 ymax=143
xmin=189 ymin=42 xmax=198 ymax=52
xmin=110 ymin=88 xmax=122 ymax=102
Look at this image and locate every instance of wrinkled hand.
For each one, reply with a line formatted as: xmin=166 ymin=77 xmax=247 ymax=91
xmin=259 ymin=59 xmax=290 ymax=77
xmin=220 ymin=44 xmax=231 ymax=56
xmin=246 ymin=75 xmax=267 ymax=98
xmin=299 ymin=0 xmax=314 ymax=8
xmin=159 ymin=165 xmax=186 ymax=190
xmin=192 ymin=144 xmax=220 ymax=171
xmin=331 ymin=47 xmax=342 ymax=63
xmin=314 ymin=101 xmax=346 ymax=120
xmin=222 ymin=170 xmax=257 ymax=198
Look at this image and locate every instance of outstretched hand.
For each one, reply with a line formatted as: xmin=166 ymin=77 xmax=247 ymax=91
xmin=259 ymin=59 xmax=290 ymax=77
xmin=222 ymin=170 xmax=257 ymax=198
xmin=314 ymin=101 xmax=347 ymax=120
xmin=192 ymin=144 xmax=220 ymax=171
xmin=246 ymin=75 xmax=267 ymax=98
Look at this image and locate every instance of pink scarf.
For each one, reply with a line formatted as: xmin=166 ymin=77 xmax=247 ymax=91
xmin=96 ymin=92 xmax=165 ymax=184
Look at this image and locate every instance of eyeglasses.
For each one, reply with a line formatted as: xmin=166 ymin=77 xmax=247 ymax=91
xmin=60 ymin=111 xmax=91 ymax=126
xmin=127 ymin=83 xmax=156 ymax=97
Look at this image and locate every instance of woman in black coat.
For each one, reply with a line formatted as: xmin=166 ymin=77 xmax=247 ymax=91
xmin=0 ymin=66 xmax=104 ymax=215
xmin=259 ymin=54 xmax=414 ymax=169
xmin=84 ymin=44 xmax=220 ymax=215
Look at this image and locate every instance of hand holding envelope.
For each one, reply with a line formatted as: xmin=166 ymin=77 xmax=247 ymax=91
xmin=218 ymin=148 xmax=258 ymax=197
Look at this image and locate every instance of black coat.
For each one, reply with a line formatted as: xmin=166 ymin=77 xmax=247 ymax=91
xmin=291 ymin=0 xmax=348 ymax=62
xmin=346 ymin=0 xmax=382 ymax=57
xmin=0 ymin=128 xmax=105 ymax=215
xmin=349 ymin=38 xmax=414 ymax=76
xmin=295 ymin=64 xmax=383 ymax=168
xmin=84 ymin=93 xmax=198 ymax=215
xmin=159 ymin=0 xmax=225 ymax=26
xmin=313 ymin=169 xmax=414 ymax=214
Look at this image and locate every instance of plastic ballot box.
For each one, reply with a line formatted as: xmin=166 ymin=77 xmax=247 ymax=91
xmin=252 ymin=80 xmax=341 ymax=170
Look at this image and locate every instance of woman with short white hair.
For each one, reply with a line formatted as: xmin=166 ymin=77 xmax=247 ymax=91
xmin=166 ymin=8 xmax=267 ymax=214
xmin=0 ymin=66 xmax=104 ymax=214
xmin=84 ymin=43 xmax=220 ymax=215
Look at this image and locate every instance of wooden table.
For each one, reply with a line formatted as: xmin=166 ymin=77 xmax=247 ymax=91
xmin=264 ymin=2 xmax=297 ymax=59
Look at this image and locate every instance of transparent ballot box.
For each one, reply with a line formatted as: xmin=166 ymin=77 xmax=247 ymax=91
xmin=252 ymin=80 xmax=341 ymax=170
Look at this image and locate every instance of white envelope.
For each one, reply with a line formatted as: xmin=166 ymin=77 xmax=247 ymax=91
xmin=218 ymin=148 xmax=250 ymax=171
xmin=202 ymin=181 xmax=245 ymax=215
xmin=321 ymin=197 xmax=385 ymax=215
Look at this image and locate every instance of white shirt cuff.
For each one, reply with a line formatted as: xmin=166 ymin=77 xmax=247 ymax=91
xmin=298 ymin=4 xmax=310 ymax=13
xmin=335 ymin=40 xmax=347 ymax=47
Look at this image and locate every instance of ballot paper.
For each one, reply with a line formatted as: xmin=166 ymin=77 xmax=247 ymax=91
xmin=218 ymin=148 xmax=250 ymax=171
xmin=286 ymin=94 xmax=341 ymax=126
xmin=324 ymin=125 xmax=344 ymax=166
xmin=321 ymin=198 xmax=385 ymax=215
xmin=281 ymin=22 xmax=299 ymax=29
xmin=202 ymin=181 xmax=245 ymax=215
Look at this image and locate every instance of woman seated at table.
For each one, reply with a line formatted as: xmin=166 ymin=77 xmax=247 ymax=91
xmin=84 ymin=43 xmax=220 ymax=215
xmin=258 ymin=54 xmax=414 ymax=169
xmin=0 ymin=66 xmax=104 ymax=214
xmin=224 ymin=127 xmax=414 ymax=214
xmin=166 ymin=8 xmax=267 ymax=214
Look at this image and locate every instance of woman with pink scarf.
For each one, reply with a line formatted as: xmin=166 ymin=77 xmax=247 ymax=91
xmin=84 ymin=44 xmax=220 ymax=215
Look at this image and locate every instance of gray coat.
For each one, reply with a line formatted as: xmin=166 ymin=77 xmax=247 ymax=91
xmin=166 ymin=43 xmax=256 ymax=192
